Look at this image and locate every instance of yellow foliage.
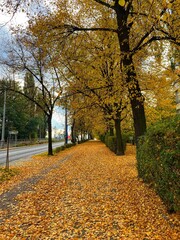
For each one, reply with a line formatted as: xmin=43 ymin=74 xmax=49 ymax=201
xmin=10 ymin=0 xmax=179 ymax=135
xmin=118 ymin=0 xmax=126 ymax=7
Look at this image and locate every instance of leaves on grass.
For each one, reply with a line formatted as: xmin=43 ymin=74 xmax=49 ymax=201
xmin=0 ymin=168 xmax=19 ymax=183
xmin=0 ymin=141 xmax=179 ymax=239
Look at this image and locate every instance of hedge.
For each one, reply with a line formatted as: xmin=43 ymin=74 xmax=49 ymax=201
xmin=102 ymin=133 xmax=127 ymax=154
xmin=54 ymin=142 xmax=76 ymax=154
xmin=105 ymin=135 xmax=117 ymax=153
xmin=54 ymin=140 xmax=88 ymax=154
xmin=137 ymin=115 xmax=180 ymax=212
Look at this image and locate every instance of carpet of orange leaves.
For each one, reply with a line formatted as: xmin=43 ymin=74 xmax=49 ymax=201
xmin=0 ymin=140 xmax=179 ymax=239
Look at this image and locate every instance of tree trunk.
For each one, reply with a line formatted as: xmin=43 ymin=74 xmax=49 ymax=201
xmin=114 ymin=118 xmax=124 ymax=156
xmin=64 ymin=105 xmax=68 ymax=145
xmin=130 ymin=95 xmax=147 ymax=143
xmin=115 ymin=5 xmax=147 ymax=142
xmin=71 ymin=120 xmax=76 ymax=143
xmin=124 ymin=55 xmax=147 ymax=143
xmin=47 ymin=114 xmax=53 ymax=155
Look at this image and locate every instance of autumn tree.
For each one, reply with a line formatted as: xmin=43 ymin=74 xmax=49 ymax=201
xmin=59 ymin=31 xmax=129 ymax=155
xmin=24 ymin=72 xmax=36 ymax=114
xmin=70 ymin=98 xmax=107 ymax=142
xmin=133 ymin=36 xmax=178 ymax=123
xmin=27 ymin=0 xmax=180 ymax=142
xmin=2 ymin=0 xmax=179 ymax=142
xmin=0 ymin=29 xmax=64 ymax=155
xmin=69 ymin=86 xmax=128 ymax=155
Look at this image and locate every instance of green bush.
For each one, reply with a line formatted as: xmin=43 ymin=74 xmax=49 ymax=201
xmin=54 ymin=143 xmax=76 ymax=154
xmin=106 ymin=135 xmax=117 ymax=153
xmin=122 ymin=134 xmax=128 ymax=152
xmin=104 ymin=133 xmax=110 ymax=145
xmin=104 ymin=133 xmax=127 ymax=154
xmin=137 ymin=115 xmax=180 ymax=212
xmin=123 ymin=132 xmax=135 ymax=144
xmin=78 ymin=139 xmax=88 ymax=144
xmin=65 ymin=143 xmax=76 ymax=148
xmin=99 ymin=134 xmax=106 ymax=143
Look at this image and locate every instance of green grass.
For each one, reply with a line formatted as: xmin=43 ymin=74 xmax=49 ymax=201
xmin=0 ymin=168 xmax=19 ymax=183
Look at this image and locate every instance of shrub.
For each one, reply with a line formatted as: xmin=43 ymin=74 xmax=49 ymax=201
xmin=137 ymin=115 xmax=180 ymax=212
xmin=54 ymin=142 xmax=77 ymax=154
xmin=78 ymin=139 xmax=88 ymax=144
xmin=122 ymin=134 xmax=128 ymax=152
xmin=123 ymin=132 xmax=135 ymax=145
xmin=99 ymin=134 xmax=106 ymax=143
xmin=106 ymin=135 xmax=117 ymax=153
xmin=65 ymin=143 xmax=76 ymax=148
xmin=104 ymin=133 xmax=127 ymax=155
xmin=54 ymin=146 xmax=65 ymax=153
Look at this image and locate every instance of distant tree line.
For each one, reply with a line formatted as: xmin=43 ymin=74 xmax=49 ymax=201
xmin=0 ymin=75 xmax=46 ymax=141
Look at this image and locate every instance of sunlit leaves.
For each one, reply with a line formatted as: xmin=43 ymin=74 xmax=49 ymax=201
xmin=118 ymin=0 xmax=125 ymax=7
xmin=2 ymin=0 xmax=179 ymax=141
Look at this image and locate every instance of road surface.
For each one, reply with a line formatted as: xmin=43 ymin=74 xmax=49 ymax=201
xmin=0 ymin=141 xmax=65 ymax=166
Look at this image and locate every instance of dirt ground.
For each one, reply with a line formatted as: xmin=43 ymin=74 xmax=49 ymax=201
xmin=0 ymin=141 xmax=179 ymax=239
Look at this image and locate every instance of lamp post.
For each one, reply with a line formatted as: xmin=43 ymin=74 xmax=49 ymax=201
xmin=1 ymin=89 xmax=6 ymax=149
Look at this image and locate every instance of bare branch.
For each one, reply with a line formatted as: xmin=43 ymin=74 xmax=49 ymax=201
xmin=131 ymin=26 xmax=154 ymax=55
xmin=51 ymin=24 xmax=117 ymax=34
xmin=133 ymin=35 xmax=180 ymax=55
xmin=6 ymin=86 xmax=49 ymax=116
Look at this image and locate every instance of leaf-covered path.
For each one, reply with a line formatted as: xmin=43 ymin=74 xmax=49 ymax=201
xmin=0 ymin=141 xmax=179 ymax=239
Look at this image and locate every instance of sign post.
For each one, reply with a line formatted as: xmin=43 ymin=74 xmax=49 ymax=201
xmin=6 ymin=131 xmax=18 ymax=170
xmin=6 ymin=135 xmax=10 ymax=170
xmin=9 ymin=130 xmax=18 ymax=147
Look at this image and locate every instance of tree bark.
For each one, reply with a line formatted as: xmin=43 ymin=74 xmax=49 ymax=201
xmin=124 ymin=54 xmax=147 ymax=143
xmin=47 ymin=114 xmax=53 ymax=155
xmin=130 ymin=93 xmax=147 ymax=143
xmin=115 ymin=4 xmax=147 ymax=142
xmin=71 ymin=119 xmax=76 ymax=143
xmin=114 ymin=118 xmax=124 ymax=156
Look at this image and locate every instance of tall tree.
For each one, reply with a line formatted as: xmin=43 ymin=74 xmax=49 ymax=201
xmin=2 ymin=0 xmax=179 ymax=142
xmin=0 ymin=78 xmax=31 ymax=140
xmin=62 ymin=31 xmax=129 ymax=155
xmin=23 ymin=71 xmax=46 ymax=140
xmin=28 ymin=0 xmax=179 ymax=142
xmin=0 ymin=30 xmax=64 ymax=155
xmin=23 ymin=71 xmax=36 ymax=114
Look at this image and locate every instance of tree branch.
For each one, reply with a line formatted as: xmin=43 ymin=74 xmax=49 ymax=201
xmin=132 ymin=35 xmax=180 ymax=55
xmin=94 ymin=0 xmax=114 ymax=9
xmin=131 ymin=26 xmax=154 ymax=55
xmin=52 ymin=24 xmax=117 ymax=34
xmin=6 ymin=87 xmax=49 ymax=116
xmin=156 ymin=27 xmax=180 ymax=46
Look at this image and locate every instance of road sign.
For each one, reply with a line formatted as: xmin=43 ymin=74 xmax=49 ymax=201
xmin=9 ymin=130 xmax=18 ymax=135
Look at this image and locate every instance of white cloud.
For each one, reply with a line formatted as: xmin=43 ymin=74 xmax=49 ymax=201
xmin=0 ymin=11 xmax=28 ymax=28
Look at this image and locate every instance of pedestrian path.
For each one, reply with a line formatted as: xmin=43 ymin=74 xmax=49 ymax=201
xmin=0 ymin=141 xmax=179 ymax=239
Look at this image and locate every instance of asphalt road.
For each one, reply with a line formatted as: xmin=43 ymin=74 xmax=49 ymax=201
xmin=0 ymin=141 xmax=65 ymax=166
